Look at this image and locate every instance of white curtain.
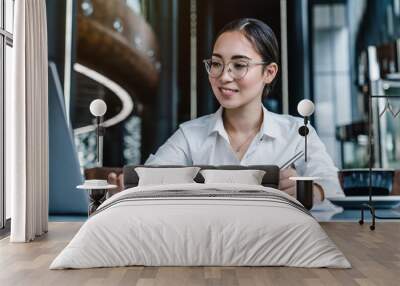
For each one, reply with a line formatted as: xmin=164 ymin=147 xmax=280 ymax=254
xmin=6 ymin=0 xmax=49 ymax=242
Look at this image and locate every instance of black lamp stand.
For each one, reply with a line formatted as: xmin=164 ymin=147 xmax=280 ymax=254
xmin=95 ymin=116 xmax=105 ymax=165
xmin=298 ymin=117 xmax=310 ymax=162
xmin=295 ymin=118 xmax=314 ymax=209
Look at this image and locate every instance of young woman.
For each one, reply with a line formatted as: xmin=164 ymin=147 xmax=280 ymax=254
xmin=112 ymin=18 xmax=344 ymax=203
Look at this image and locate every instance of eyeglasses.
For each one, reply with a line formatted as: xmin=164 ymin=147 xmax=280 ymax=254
xmin=203 ymin=58 xmax=269 ymax=80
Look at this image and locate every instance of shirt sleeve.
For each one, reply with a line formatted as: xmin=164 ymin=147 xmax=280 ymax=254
xmin=144 ymin=128 xmax=192 ymax=165
xmin=293 ymin=124 xmax=345 ymax=199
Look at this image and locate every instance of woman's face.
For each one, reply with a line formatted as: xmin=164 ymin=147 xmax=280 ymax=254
xmin=209 ymin=31 xmax=276 ymax=110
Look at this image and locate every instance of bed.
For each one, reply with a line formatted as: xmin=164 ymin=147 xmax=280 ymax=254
xmin=50 ymin=165 xmax=350 ymax=269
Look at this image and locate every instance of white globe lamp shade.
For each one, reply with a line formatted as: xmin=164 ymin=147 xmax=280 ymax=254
xmin=90 ymin=99 xmax=107 ymax=117
xmin=297 ymin=99 xmax=315 ymax=117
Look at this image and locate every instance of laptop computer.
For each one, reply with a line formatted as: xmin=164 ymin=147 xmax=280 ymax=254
xmin=330 ymin=169 xmax=400 ymax=209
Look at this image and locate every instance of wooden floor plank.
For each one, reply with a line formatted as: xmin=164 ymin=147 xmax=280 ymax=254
xmin=0 ymin=222 xmax=399 ymax=286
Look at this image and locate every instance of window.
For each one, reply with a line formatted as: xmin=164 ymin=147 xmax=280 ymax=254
xmin=1 ymin=0 xmax=14 ymax=231
xmin=312 ymin=3 xmax=352 ymax=168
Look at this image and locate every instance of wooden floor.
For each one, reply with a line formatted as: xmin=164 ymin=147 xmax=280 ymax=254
xmin=0 ymin=222 xmax=399 ymax=286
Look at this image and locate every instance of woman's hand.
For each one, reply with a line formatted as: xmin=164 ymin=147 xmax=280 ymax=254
xmin=279 ymin=167 xmax=297 ymax=197
xmin=107 ymin=172 xmax=124 ymax=193
xmin=279 ymin=167 xmax=324 ymax=203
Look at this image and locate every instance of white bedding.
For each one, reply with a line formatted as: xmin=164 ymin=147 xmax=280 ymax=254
xmin=50 ymin=183 xmax=351 ymax=269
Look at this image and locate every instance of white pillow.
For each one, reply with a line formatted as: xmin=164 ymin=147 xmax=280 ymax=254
xmin=135 ymin=167 xmax=201 ymax=186
xmin=200 ymin=169 xmax=266 ymax=185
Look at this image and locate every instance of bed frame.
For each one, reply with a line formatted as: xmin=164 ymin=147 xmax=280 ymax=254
xmin=85 ymin=165 xmax=280 ymax=192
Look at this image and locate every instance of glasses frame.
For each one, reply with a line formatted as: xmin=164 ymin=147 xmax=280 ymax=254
xmin=203 ymin=58 xmax=269 ymax=80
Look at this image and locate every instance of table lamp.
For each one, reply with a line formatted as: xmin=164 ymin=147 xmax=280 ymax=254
xmin=289 ymin=99 xmax=317 ymax=210
xmin=89 ymin=99 xmax=107 ymax=165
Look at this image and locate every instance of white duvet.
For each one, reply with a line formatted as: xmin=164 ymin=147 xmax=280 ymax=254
xmin=50 ymin=183 xmax=351 ymax=269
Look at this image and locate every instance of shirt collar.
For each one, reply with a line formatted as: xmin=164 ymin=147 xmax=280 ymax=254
xmin=207 ymin=105 xmax=280 ymax=139
xmin=207 ymin=106 xmax=229 ymax=141
xmin=260 ymin=105 xmax=280 ymax=139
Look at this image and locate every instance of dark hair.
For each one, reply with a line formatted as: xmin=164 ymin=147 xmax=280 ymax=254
xmin=215 ymin=18 xmax=280 ymax=97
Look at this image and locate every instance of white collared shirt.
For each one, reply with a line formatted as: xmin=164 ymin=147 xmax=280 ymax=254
xmin=145 ymin=106 xmax=344 ymax=198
